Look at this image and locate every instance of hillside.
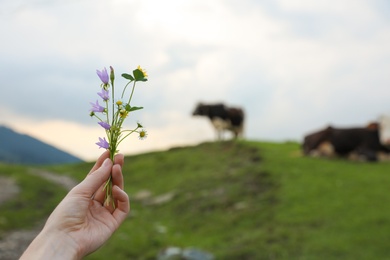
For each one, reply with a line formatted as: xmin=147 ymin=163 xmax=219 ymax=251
xmin=1 ymin=141 xmax=390 ymax=259
xmin=0 ymin=125 xmax=82 ymax=165
xmin=48 ymin=141 xmax=390 ymax=259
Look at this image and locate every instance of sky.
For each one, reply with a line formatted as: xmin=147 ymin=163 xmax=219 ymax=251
xmin=0 ymin=0 xmax=389 ymax=161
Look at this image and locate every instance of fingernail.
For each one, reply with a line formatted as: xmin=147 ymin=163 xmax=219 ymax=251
xmin=102 ymin=158 xmax=111 ymax=167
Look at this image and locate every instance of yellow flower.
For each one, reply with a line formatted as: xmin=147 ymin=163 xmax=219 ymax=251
xmin=137 ymin=65 xmax=148 ymax=78
xmin=119 ymin=109 xmax=128 ymax=118
xmin=138 ymin=129 xmax=147 ymax=140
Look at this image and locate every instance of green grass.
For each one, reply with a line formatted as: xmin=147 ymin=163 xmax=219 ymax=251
xmin=247 ymin=141 xmax=390 ymax=259
xmin=0 ymin=164 xmax=67 ymax=238
xmin=2 ymin=141 xmax=390 ymax=259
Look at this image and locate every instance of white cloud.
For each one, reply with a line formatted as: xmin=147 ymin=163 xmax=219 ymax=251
xmin=1 ymin=0 xmax=390 ymax=158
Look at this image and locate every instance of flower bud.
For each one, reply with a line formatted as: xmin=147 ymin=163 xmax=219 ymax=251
xmin=110 ymin=66 xmax=115 ymax=85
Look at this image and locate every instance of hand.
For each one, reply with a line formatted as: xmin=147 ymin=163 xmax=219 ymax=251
xmin=21 ymin=151 xmax=130 ymax=259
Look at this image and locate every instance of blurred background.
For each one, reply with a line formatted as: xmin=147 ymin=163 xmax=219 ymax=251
xmin=0 ymin=0 xmax=389 ymax=161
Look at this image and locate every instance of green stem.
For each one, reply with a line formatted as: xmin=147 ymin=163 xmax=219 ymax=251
xmin=127 ymin=81 xmax=137 ymax=105
xmin=93 ymin=114 xmax=104 ymax=122
xmin=111 ymin=82 xmax=115 ymax=127
xmin=121 ymin=81 xmax=133 ymax=99
xmin=116 ymin=127 xmax=140 ymax=147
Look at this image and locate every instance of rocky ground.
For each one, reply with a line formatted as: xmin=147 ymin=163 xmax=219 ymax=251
xmin=0 ymin=170 xmax=77 ymax=260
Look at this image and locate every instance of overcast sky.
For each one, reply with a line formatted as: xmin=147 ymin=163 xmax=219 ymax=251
xmin=1 ymin=0 xmax=389 ymax=160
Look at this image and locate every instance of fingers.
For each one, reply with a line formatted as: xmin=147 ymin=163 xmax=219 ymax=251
xmin=88 ymin=150 xmax=110 ymax=175
xmin=114 ymin=153 xmax=124 ymax=168
xmin=88 ymin=152 xmax=123 ymax=175
xmin=91 ymin=181 xmax=109 ymax=205
xmin=112 ymin=164 xmax=124 ymax=190
xmin=73 ymin=158 xmax=113 ymax=198
xmin=112 ymin=185 xmax=130 ymax=225
xmin=93 ymin=161 xmax=125 ymax=203
xmin=74 ymin=152 xmax=126 ymax=206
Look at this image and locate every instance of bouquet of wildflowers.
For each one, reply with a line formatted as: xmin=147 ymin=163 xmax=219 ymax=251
xmin=90 ymin=65 xmax=148 ymax=207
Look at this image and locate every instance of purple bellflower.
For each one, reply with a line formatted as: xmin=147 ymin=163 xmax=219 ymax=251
xmin=98 ymin=121 xmax=111 ymax=130
xmin=89 ymin=65 xmax=148 ymax=208
xmin=90 ymin=100 xmax=105 ymax=113
xmin=98 ymin=89 xmax=109 ymax=101
xmin=96 ymin=67 xmax=109 ymax=85
xmin=96 ymin=137 xmax=109 ymax=149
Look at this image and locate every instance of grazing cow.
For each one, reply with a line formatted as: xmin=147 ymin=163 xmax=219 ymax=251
xmin=192 ymin=103 xmax=245 ymax=140
xmin=303 ymin=125 xmax=390 ymax=161
xmin=302 ymin=127 xmax=334 ymax=157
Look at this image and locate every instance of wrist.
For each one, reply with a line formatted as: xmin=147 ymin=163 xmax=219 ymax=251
xmin=21 ymin=228 xmax=80 ymax=260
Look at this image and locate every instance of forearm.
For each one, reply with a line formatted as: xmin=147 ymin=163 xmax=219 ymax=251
xmin=20 ymin=229 xmax=79 ymax=260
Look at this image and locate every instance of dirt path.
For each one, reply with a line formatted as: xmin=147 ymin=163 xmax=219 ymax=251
xmin=0 ymin=169 xmax=78 ymax=260
xmin=28 ymin=168 xmax=78 ymax=191
xmin=0 ymin=177 xmax=19 ymax=205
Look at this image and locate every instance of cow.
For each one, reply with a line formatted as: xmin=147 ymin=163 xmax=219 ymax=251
xmin=192 ymin=103 xmax=245 ymax=140
xmin=302 ymin=127 xmax=334 ymax=157
xmin=302 ymin=125 xmax=390 ymax=161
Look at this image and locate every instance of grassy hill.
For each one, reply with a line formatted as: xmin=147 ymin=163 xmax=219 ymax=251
xmin=1 ymin=140 xmax=390 ymax=259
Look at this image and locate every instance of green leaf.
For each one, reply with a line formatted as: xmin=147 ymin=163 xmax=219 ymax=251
xmin=129 ymin=106 xmax=144 ymax=112
xmin=125 ymin=104 xmax=144 ymax=112
xmin=133 ymin=69 xmax=148 ymax=82
xmin=121 ymin=73 xmax=134 ymax=81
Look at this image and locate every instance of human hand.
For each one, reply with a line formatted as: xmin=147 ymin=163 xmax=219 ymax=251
xmin=21 ymin=151 xmax=130 ymax=259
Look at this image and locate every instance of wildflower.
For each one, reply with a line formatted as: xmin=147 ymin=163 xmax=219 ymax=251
xmin=98 ymin=121 xmax=111 ymax=130
xmin=96 ymin=67 xmax=109 ymax=86
xmin=138 ymin=129 xmax=147 ymax=140
xmin=137 ymin=65 xmax=148 ymax=78
xmin=89 ymin=65 xmax=148 ymax=208
xmin=90 ymin=100 xmax=105 ymax=113
xmin=119 ymin=109 xmax=128 ymax=118
xmin=116 ymin=99 xmax=123 ymax=106
xmin=98 ymin=89 xmax=109 ymax=101
xmin=132 ymin=66 xmax=148 ymax=82
xmin=96 ymin=137 xmax=109 ymax=149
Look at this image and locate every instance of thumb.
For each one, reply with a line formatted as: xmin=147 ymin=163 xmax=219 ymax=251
xmin=72 ymin=158 xmax=112 ymax=197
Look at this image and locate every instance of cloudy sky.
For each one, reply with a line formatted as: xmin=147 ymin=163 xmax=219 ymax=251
xmin=1 ymin=0 xmax=389 ymax=160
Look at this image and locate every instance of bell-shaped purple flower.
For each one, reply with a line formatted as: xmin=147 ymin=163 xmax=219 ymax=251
xmin=90 ymin=100 xmax=105 ymax=113
xmin=97 ymin=89 xmax=109 ymax=101
xmin=98 ymin=121 xmax=111 ymax=130
xmin=96 ymin=137 xmax=109 ymax=149
xmin=96 ymin=67 xmax=109 ymax=85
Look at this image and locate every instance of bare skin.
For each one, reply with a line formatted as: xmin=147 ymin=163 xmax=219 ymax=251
xmin=20 ymin=151 xmax=130 ymax=259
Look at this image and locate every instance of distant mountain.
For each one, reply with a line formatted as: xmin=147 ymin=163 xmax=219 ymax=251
xmin=0 ymin=125 xmax=83 ymax=165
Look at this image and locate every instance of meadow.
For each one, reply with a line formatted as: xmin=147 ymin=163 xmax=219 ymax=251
xmin=1 ymin=140 xmax=390 ymax=259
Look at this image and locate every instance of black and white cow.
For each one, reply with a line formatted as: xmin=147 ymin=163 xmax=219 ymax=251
xmin=302 ymin=125 xmax=390 ymax=161
xmin=192 ymin=103 xmax=245 ymax=140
